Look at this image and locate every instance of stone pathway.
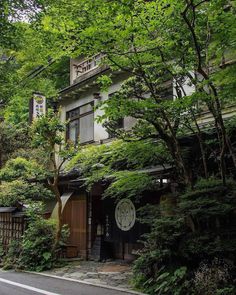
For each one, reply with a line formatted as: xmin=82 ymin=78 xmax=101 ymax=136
xmin=43 ymin=260 xmax=134 ymax=290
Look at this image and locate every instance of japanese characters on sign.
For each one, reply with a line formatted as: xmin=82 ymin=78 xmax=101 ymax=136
xmin=32 ymin=93 xmax=46 ymax=119
xmin=29 ymin=93 xmax=46 ymax=123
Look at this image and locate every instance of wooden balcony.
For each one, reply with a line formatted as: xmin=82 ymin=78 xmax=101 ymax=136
xmin=72 ymin=54 xmax=108 ymax=85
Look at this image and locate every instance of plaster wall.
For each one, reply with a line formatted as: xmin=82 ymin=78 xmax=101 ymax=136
xmin=173 ymin=74 xmax=195 ymax=99
xmin=60 ymin=74 xmax=134 ymax=143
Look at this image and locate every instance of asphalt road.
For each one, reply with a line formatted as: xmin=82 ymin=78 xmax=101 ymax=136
xmin=0 ymin=270 xmax=139 ymax=295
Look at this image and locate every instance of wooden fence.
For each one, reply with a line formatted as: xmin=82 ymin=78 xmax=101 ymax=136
xmin=0 ymin=207 xmax=27 ymax=250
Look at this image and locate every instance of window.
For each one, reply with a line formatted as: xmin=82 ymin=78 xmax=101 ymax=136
xmin=66 ymin=102 xmax=94 ymax=144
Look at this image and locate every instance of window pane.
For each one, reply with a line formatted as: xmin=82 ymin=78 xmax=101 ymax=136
xmin=79 ymin=113 xmax=94 ymax=143
xmin=68 ymin=120 xmax=79 ymax=143
xmin=80 ymin=103 xmax=93 ymax=114
xmin=67 ymin=108 xmax=79 ymax=119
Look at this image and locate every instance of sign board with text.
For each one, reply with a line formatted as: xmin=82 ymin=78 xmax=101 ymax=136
xmin=29 ymin=93 xmax=46 ymax=123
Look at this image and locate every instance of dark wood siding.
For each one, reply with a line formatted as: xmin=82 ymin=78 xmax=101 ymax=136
xmin=0 ymin=212 xmax=26 ymax=250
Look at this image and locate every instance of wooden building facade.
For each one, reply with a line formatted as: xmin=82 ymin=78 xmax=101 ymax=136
xmin=0 ymin=207 xmax=27 ymax=251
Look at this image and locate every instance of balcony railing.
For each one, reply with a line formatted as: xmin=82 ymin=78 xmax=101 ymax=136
xmin=73 ymin=54 xmax=105 ymax=82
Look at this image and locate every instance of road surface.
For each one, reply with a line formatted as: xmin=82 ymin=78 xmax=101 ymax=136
xmin=0 ymin=270 xmax=139 ymax=295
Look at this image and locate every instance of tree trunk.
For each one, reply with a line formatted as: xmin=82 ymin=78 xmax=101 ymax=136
xmin=192 ymin=111 xmax=208 ymax=178
xmin=226 ymin=134 xmax=236 ymax=168
xmin=181 ymin=2 xmax=233 ymax=185
xmin=50 ymin=179 xmax=63 ymax=250
xmin=151 ymin=119 xmax=191 ymax=185
xmin=211 ymin=105 xmax=227 ymax=186
xmin=160 ymin=110 xmax=191 ymax=185
xmin=166 ymin=135 xmax=191 ymax=185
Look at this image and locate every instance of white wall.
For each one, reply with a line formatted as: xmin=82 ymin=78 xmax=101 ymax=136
xmin=70 ymin=57 xmax=86 ymax=85
xmin=173 ymin=73 xmax=195 ymax=99
xmin=60 ymin=74 xmax=135 ymax=143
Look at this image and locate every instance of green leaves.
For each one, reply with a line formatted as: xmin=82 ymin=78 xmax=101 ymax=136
xmin=179 ymin=178 xmax=236 ymax=219
xmin=154 ymin=266 xmax=188 ymax=295
xmin=0 ymin=180 xmax=53 ymax=207
xmin=19 ymin=218 xmax=56 ymax=271
xmin=42 ymin=252 xmax=52 ymax=261
xmin=103 ymin=171 xmax=155 ymax=200
xmin=133 ymin=176 xmax=236 ymax=294
xmin=31 ymin=110 xmax=65 ymax=149
xmin=68 ymin=139 xmax=171 ymax=199
xmin=0 ymin=155 xmax=53 ymax=207
xmin=97 ymin=75 xmax=112 ymax=92
xmin=0 ymin=157 xmax=46 ymax=181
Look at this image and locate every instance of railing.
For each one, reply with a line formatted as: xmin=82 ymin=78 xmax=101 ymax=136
xmin=73 ymin=53 xmax=104 ymax=79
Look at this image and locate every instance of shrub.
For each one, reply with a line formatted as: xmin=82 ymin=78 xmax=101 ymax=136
xmin=133 ymin=263 xmax=189 ymax=295
xmin=18 ymin=218 xmax=56 ymax=271
xmin=0 ymin=240 xmax=5 ymax=264
xmin=1 ymin=203 xmax=69 ymax=272
xmin=133 ymin=178 xmax=236 ymax=294
xmin=2 ymin=239 xmax=22 ymax=270
xmin=192 ymin=258 xmax=235 ymax=295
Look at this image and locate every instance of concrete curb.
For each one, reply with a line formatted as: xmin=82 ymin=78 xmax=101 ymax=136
xmin=24 ymin=271 xmax=147 ymax=295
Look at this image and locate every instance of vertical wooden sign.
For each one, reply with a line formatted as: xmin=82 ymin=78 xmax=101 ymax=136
xmin=29 ymin=92 xmax=46 ymax=123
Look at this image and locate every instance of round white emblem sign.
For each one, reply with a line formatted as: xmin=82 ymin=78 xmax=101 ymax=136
xmin=115 ymin=199 xmax=136 ymax=231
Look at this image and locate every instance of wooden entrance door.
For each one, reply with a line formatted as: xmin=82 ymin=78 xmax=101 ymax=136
xmin=70 ymin=195 xmax=87 ymax=258
xmin=62 ymin=194 xmax=87 ymax=258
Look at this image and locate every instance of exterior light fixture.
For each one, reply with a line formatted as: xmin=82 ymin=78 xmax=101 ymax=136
xmin=93 ymin=92 xmax=101 ymax=100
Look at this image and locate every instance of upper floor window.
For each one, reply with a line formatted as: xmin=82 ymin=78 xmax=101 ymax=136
xmin=66 ymin=102 xmax=94 ymax=144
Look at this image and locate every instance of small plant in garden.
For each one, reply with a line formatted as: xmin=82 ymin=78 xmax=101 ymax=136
xmin=2 ymin=239 xmax=22 ymax=270
xmin=18 ymin=219 xmax=56 ymax=271
xmin=0 ymin=241 xmax=4 ymax=264
xmin=133 ymin=265 xmax=189 ymax=295
xmin=18 ymin=202 xmax=69 ymax=271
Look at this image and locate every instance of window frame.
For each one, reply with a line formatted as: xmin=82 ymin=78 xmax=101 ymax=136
xmin=66 ymin=101 xmax=94 ymax=145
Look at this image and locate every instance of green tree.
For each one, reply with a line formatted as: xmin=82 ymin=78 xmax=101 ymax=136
xmin=41 ymin=0 xmax=236 ymax=185
xmin=67 ymin=139 xmax=171 ymax=200
xmin=0 ymin=122 xmax=30 ymax=168
xmin=0 ymin=156 xmax=52 ymax=207
xmin=0 ymin=180 xmax=52 ymax=207
xmin=31 ymin=110 xmax=75 ymax=246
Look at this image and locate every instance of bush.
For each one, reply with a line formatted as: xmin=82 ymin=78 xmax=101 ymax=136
xmin=1 ymin=203 xmax=69 ymax=272
xmin=1 ymin=218 xmax=56 ymax=271
xmin=192 ymin=258 xmax=235 ymax=295
xmin=0 ymin=240 xmax=5 ymax=264
xmin=18 ymin=218 xmax=56 ymax=271
xmin=133 ymin=263 xmax=189 ymax=295
xmin=133 ymin=178 xmax=236 ymax=294
xmin=2 ymin=239 xmax=22 ymax=270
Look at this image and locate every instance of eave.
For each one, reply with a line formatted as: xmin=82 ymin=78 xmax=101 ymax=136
xmin=58 ymin=65 xmax=110 ymax=99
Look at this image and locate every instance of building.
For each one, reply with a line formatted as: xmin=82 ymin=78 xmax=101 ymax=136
xmin=51 ymin=53 xmax=236 ymax=260
xmin=53 ymin=55 xmax=145 ymax=260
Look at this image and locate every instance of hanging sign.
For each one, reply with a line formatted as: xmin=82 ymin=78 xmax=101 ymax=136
xmin=115 ymin=199 xmax=136 ymax=231
xmin=33 ymin=93 xmax=46 ymax=119
xmin=29 ymin=93 xmax=46 ymax=123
